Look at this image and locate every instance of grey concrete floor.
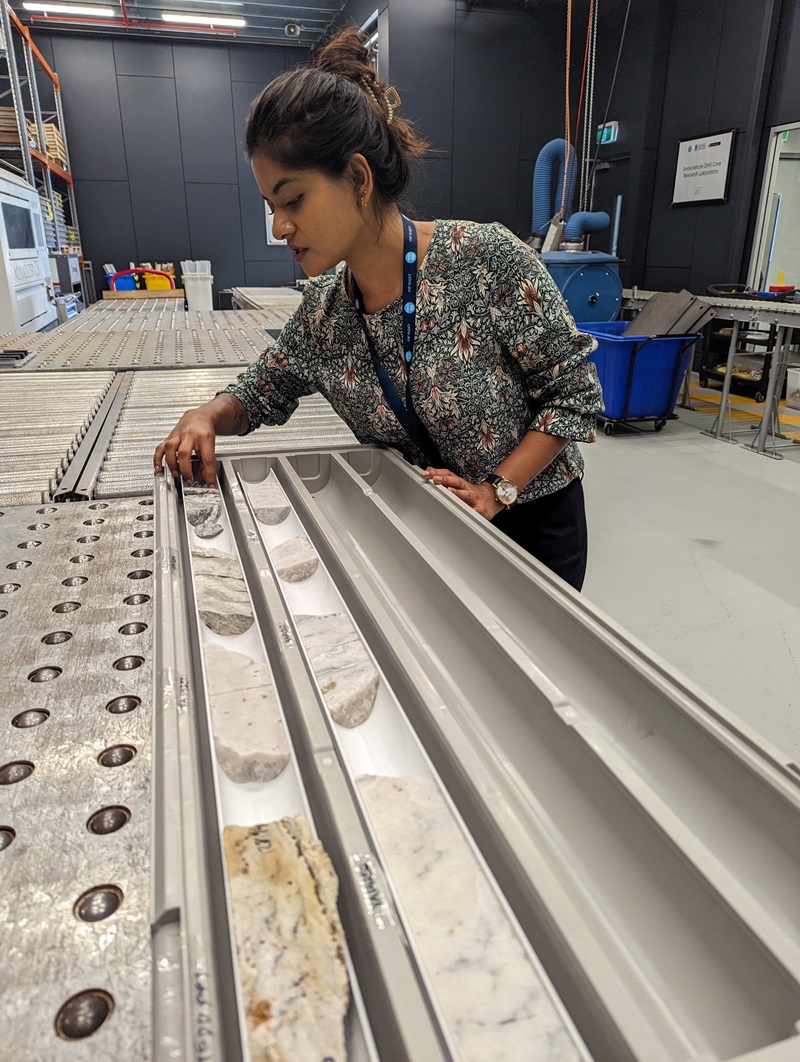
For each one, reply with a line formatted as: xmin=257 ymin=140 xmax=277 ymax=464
xmin=581 ymin=401 xmax=800 ymax=764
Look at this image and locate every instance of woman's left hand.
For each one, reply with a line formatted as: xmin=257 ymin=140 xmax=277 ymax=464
xmin=422 ymin=467 xmax=503 ymax=520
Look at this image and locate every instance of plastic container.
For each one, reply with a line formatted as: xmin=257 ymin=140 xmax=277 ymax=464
xmin=182 ymin=272 xmax=213 ymax=311
xmin=107 ymin=273 xmax=136 ymax=291
xmin=786 ymin=367 xmax=800 ymax=411
xmin=144 ymin=273 xmax=173 ymax=290
xmin=578 ymin=320 xmax=698 ymax=423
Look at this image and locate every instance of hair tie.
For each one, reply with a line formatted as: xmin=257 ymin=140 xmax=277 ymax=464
xmin=384 ymin=86 xmax=401 ymax=125
xmin=360 ymin=79 xmax=402 ymax=125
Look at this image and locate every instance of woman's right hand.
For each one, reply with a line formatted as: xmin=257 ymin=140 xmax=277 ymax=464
xmin=154 ymin=405 xmax=220 ymax=488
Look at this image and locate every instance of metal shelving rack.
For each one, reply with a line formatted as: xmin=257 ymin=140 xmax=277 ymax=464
xmin=0 ymin=1 xmax=81 ymax=254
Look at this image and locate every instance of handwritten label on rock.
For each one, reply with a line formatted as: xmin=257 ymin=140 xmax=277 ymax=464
xmin=193 ymin=968 xmax=215 ymax=1061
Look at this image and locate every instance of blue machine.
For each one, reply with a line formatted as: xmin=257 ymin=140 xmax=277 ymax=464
xmin=542 ymin=250 xmax=622 ymax=323
xmin=530 ymin=139 xmax=621 ymax=322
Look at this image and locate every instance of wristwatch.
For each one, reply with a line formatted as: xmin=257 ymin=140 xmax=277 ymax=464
xmin=483 ymin=472 xmax=519 ymax=507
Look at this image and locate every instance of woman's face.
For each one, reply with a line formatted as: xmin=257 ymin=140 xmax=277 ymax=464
xmin=251 ymin=152 xmax=364 ymax=277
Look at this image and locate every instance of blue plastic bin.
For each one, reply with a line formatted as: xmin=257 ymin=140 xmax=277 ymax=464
xmin=578 ymin=320 xmax=698 ymax=423
xmin=105 ymin=273 xmax=136 ymax=291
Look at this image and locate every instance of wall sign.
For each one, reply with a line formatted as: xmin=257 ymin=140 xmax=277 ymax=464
xmin=672 ymin=129 xmax=735 ymax=205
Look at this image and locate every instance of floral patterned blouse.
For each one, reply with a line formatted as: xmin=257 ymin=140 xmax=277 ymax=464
xmin=226 ymin=220 xmax=602 ymax=504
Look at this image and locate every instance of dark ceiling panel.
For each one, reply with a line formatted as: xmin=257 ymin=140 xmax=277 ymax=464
xmin=12 ymin=1 xmax=347 ymax=45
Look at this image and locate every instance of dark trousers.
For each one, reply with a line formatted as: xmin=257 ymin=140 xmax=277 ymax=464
xmin=491 ymin=478 xmax=588 ymax=591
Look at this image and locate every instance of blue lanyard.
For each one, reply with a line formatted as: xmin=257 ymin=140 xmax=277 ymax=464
xmin=351 ymin=215 xmax=441 ymax=466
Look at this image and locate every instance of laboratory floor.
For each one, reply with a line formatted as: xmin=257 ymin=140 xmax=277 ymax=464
xmin=582 ymin=379 xmax=800 ymax=764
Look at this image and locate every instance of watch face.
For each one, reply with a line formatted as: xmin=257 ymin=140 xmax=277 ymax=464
xmin=496 ymin=478 xmax=518 ymax=504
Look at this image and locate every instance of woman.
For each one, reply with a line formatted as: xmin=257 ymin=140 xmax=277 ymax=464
xmin=154 ymin=28 xmax=602 ymax=591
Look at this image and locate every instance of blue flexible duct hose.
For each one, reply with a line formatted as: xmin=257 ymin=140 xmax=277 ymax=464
xmin=563 ymin=210 xmax=611 ymax=240
xmin=532 ymin=139 xmax=577 ymax=235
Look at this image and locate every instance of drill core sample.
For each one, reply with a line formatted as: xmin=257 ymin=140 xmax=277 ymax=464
xmin=203 ymin=642 xmax=289 ymax=782
xmin=223 ymin=816 xmax=349 ymax=1062
xmin=191 ymin=545 xmax=254 ymax=636
xmin=296 ymin=613 xmax=379 ymax=727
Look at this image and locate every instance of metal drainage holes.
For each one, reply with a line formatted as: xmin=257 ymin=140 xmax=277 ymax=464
xmin=62 ymin=576 xmax=88 ymax=587
xmin=0 ymin=761 xmax=34 ymax=784
xmin=28 ymin=666 xmax=62 ymax=682
xmin=70 ymin=555 xmax=94 ymax=564
xmin=0 ymin=826 xmax=15 ymax=850
xmin=78 ymin=535 xmax=100 ymax=544
xmin=106 ymin=696 xmax=140 ymax=714
xmin=0 ymin=610 xmax=7 ymax=620
xmin=119 ymin=622 xmax=147 ymax=636
xmin=37 ymin=506 xmax=57 ymax=514
xmin=12 ymin=709 xmax=49 ymax=728
xmin=53 ymin=601 xmax=80 ymax=613
xmin=123 ymin=594 xmax=150 ymax=606
xmin=86 ymin=806 xmax=130 ymax=835
xmin=98 ymin=744 xmax=137 ymax=768
xmin=27 ymin=523 xmax=50 ymax=531
xmin=127 ymin=570 xmax=152 ymax=580
xmin=6 ymin=560 xmax=31 ymax=570
xmin=138 ymin=499 xmax=153 ymax=506
xmin=130 ymin=548 xmax=153 ymax=558
xmin=55 ymin=988 xmax=114 ymax=1040
xmin=83 ymin=518 xmax=105 ymax=526
xmin=0 ymin=583 xmax=20 ymax=594
xmin=135 ymin=514 xmax=154 ymax=522
xmin=74 ymin=885 xmax=123 ymax=923
xmin=113 ymin=655 xmax=144 ymax=671
xmin=133 ymin=529 xmax=153 ymax=539
xmin=88 ymin=503 xmax=109 ymax=510
xmin=18 ymin=540 xmax=41 ymax=549
xmin=42 ymin=631 xmax=72 ymax=645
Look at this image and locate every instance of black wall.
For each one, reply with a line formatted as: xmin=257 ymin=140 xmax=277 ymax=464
xmin=33 ymin=32 xmax=308 ymax=300
xmin=32 ymin=0 xmax=800 ymax=298
xmin=331 ymin=0 xmax=800 ymax=294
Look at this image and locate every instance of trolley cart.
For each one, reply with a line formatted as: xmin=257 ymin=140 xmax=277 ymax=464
xmin=579 ymin=320 xmax=699 ymax=434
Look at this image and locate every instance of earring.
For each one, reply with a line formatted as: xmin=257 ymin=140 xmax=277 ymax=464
xmin=360 ymin=196 xmax=367 ymax=208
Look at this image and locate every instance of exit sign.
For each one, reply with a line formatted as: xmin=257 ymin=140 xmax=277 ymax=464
xmin=597 ymin=121 xmax=619 ymax=145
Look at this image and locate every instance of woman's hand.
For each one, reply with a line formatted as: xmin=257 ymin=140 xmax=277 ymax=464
xmin=154 ymin=407 xmax=220 ymax=487
xmin=422 ymin=467 xmax=503 ymax=520
xmin=154 ymin=393 xmax=249 ymax=487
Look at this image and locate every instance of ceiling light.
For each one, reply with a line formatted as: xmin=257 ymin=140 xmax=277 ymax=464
xmin=284 ymin=20 xmax=302 ymax=37
xmin=23 ymin=3 xmax=117 ymax=15
xmin=165 ymin=12 xmax=245 ymax=26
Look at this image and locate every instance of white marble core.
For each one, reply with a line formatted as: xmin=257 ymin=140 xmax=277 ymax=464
xmin=184 ymin=485 xmax=223 ymax=538
xmin=246 ymin=479 xmax=290 ymax=525
xmin=296 ymin=613 xmax=379 ymax=727
xmin=358 ymin=775 xmax=583 ymax=1062
xmin=271 ymin=536 xmax=319 ymax=583
xmin=191 ymin=546 xmax=253 ymax=636
xmin=203 ymin=643 xmax=289 ymax=782
xmin=223 ymin=816 xmax=349 ymax=1062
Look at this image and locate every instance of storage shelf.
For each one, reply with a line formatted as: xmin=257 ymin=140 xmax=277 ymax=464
xmin=29 ymin=146 xmax=72 ymax=185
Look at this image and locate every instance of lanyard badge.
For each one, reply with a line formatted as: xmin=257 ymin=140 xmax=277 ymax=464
xmin=351 ymin=216 xmax=441 ymax=466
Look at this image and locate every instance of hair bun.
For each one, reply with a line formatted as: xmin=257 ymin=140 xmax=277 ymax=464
xmin=316 ymin=27 xmax=375 ymax=84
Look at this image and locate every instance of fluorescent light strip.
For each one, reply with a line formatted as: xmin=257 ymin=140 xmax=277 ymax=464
xmin=23 ymin=3 xmax=117 ymax=14
xmin=165 ymin=12 xmax=245 ymax=26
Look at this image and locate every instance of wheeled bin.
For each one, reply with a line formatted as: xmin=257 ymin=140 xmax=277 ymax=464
xmin=578 ymin=320 xmax=699 ymax=433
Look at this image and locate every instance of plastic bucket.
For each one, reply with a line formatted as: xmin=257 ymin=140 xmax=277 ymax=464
xmin=183 ymin=272 xmax=213 ymax=311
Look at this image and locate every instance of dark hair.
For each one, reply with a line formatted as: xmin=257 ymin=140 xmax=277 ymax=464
xmin=245 ymin=28 xmax=427 ymax=209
